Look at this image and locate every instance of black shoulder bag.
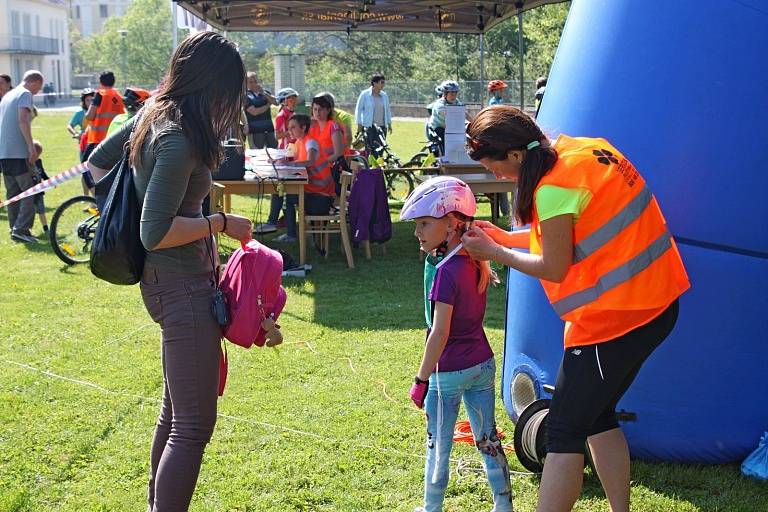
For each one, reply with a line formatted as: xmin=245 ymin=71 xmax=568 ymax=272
xmin=90 ymin=118 xmax=145 ymax=285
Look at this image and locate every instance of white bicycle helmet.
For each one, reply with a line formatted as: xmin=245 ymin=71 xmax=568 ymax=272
xmin=400 ymin=176 xmax=476 ymax=221
xmin=276 ymin=87 xmax=299 ymax=104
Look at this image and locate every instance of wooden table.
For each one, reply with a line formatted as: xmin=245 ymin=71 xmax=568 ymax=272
xmin=210 ymin=175 xmax=309 ymax=265
xmin=442 ymin=170 xmax=517 ymax=224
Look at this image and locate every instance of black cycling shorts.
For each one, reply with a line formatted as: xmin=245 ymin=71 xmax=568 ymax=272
xmin=546 ymin=299 xmax=680 ymax=454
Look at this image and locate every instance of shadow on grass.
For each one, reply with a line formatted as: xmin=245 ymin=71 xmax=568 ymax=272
xmin=239 ymin=204 xmax=510 ymax=332
xmin=545 ymin=459 xmax=768 ymax=511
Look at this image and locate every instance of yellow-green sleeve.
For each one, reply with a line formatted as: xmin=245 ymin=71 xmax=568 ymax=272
xmin=535 ymin=185 xmax=592 ymax=222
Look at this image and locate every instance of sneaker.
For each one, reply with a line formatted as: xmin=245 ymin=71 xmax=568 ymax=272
xmin=11 ymin=231 xmax=39 ymax=244
xmin=274 ymin=233 xmax=297 ymax=243
xmin=254 ymin=223 xmax=277 ymax=234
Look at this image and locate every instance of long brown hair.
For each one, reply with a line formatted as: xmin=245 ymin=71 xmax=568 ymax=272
xmin=466 ymin=106 xmax=558 ymax=225
xmin=130 ymin=32 xmax=245 ymax=171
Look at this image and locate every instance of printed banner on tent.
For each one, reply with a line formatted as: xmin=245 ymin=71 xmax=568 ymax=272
xmin=0 ymin=163 xmax=88 ymax=209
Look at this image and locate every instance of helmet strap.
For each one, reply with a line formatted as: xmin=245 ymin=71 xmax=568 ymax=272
xmin=435 ymin=240 xmax=449 ymax=258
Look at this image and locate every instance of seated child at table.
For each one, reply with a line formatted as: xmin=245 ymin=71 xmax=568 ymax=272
xmin=274 ymin=114 xmax=321 ymax=243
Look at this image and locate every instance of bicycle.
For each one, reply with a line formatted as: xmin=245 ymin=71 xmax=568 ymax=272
xmin=49 ymin=195 xmax=100 ymax=265
xmin=403 ymin=123 xmax=444 ymax=169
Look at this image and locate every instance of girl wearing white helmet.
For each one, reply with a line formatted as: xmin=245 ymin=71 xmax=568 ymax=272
xmin=400 ymin=176 xmax=513 ymax=512
xmin=275 ymin=87 xmax=299 ymax=149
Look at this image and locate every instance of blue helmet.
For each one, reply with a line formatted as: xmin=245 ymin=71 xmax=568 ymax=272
xmin=276 ymin=87 xmax=299 ymax=104
xmin=440 ymin=80 xmax=460 ymax=93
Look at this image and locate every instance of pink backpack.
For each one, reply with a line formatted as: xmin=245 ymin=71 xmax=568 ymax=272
xmin=219 ymin=239 xmax=287 ymax=348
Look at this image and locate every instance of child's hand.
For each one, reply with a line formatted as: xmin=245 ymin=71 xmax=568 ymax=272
xmin=409 ymin=378 xmax=429 ymax=409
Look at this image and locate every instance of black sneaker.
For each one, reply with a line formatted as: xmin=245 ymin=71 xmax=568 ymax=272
xmin=11 ymin=231 xmax=39 ymax=244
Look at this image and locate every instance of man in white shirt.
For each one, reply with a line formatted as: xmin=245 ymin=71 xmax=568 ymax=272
xmin=355 ymin=73 xmax=393 ymax=148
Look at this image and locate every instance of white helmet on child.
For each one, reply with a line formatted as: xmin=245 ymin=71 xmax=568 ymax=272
xmin=400 ymin=176 xmax=476 ymax=221
xmin=276 ymin=87 xmax=299 ymax=104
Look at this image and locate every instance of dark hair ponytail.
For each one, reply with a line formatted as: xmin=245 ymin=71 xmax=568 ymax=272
xmin=466 ymin=105 xmax=557 ymax=225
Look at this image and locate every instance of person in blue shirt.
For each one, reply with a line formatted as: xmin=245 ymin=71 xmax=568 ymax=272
xmin=487 ymin=80 xmax=508 ymax=106
xmin=355 ymin=73 xmax=393 ymax=141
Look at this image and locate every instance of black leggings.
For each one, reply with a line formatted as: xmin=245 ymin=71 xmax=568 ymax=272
xmin=546 ymin=300 xmax=680 ymax=454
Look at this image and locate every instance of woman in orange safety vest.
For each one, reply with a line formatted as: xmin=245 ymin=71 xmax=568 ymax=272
xmin=462 ymin=105 xmax=690 ymax=512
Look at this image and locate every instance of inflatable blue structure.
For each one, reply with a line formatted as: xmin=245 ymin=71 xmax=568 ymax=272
xmin=502 ymin=0 xmax=768 ymax=463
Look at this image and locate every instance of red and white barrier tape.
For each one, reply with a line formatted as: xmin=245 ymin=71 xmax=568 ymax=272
xmin=0 ymin=163 xmax=88 ymax=209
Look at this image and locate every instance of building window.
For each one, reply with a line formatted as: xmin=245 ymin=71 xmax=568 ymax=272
xmin=99 ymin=5 xmax=108 ymax=17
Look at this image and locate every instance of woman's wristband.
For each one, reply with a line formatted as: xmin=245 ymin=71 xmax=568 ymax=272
xmin=217 ymin=212 xmax=227 ymax=233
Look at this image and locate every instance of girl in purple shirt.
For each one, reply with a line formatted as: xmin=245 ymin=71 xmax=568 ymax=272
xmin=400 ymin=176 xmax=513 ymax=512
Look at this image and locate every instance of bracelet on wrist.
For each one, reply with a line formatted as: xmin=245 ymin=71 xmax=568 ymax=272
xmin=217 ymin=211 xmax=227 ymax=233
xmin=414 ymin=376 xmax=429 ymax=385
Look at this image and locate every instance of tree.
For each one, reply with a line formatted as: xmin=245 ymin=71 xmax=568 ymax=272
xmin=73 ymin=0 xmax=176 ymax=88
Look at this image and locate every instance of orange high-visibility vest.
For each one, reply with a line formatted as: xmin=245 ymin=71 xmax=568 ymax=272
xmin=530 ymin=135 xmax=690 ymax=347
xmin=306 ymin=120 xmax=339 ymax=197
xmin=86 ymin=87 xmax=125 ymax=145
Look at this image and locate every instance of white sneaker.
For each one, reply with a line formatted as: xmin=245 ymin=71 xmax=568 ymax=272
xmin=274 ymin=233 xmax=297 ymax=242
xmin=254 ymin=223 xmax=277 ymax=234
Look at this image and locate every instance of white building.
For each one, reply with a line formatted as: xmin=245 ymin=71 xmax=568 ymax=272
xmin=69 ymin=0 xmax=131 ymax=37
xmin=0 ymin=0 xmax=70 ymax=93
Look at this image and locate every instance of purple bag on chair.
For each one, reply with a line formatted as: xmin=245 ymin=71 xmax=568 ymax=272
xmin=348 ymin=167 xmax=392 ymax=244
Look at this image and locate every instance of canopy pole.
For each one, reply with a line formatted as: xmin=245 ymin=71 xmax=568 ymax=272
xmin=171 ymin=1 xmax=178 ymax=49
xmin=480 ymin=33 xmax=485 ymax=87
xmin=517 ymin=9 xmax=524 ymax=110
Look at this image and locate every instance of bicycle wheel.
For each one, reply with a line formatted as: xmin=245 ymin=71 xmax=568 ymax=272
xmin=385 ymin=171 xmax=415 ymax=202
xmin=404 ymin=152 xmax=428 ymax=168
xmin=50 ymin=195 xmax=99 ymax=265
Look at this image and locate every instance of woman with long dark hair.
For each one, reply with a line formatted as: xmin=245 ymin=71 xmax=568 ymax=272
xmin=462 ymin=105 xmax=690 ymax=512
xmin=86 ymin=32 xmax=252 ymax=511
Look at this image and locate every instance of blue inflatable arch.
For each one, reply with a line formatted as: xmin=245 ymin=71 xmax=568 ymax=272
xmin=502 ymin=0 xmax=768 ymax=463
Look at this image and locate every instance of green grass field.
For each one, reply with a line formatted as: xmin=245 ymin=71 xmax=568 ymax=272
xmin=0 ymin=112 xmax=765 ymax=511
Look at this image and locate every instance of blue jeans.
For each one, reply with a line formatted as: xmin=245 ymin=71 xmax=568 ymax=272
xmin=421 ymin=357 xmax=513 ymax=512
xmin=266 ymin=194 xmax=283 ymax=225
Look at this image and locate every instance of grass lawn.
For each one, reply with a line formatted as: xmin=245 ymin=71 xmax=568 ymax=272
xmin=0 ymin=112 xmax=765 ymax=511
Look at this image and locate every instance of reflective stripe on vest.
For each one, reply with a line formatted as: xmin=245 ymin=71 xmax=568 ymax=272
xmin=554 ymin=229 xmax=672 ymax=316
xmin=87 ymin=88 xmax=124 ymax=144
xmin=573 ymin=186 xmax=652 ymax=263
xmin=532 ymin=135 xmax=689 ymax=346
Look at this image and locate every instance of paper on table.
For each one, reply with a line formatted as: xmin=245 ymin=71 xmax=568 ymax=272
xmin=442 ymin=132 xmax=475 ymax=164
xmin=444 ymin=104 xmax=467 ymax=134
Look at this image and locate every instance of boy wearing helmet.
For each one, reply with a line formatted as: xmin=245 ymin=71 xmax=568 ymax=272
xmin=107 ymin=87 xmax=150 ymax=136
xmin=488 ymin=80 xmax=508 ymax=106
xmin=400 ymin=176 xmax=513 ymax=512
